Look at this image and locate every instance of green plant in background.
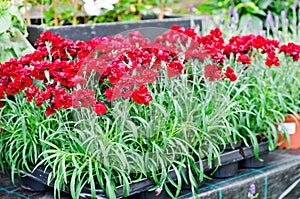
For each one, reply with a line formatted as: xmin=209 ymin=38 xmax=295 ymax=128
xmin=201 ymin=3 xmax=300 ymax=152
xmin=43 ymin=0 xmax=83 ymax=26
xmin=91 ymin=0 xmax=180 ymax=23
xmin=90 ymin=0 xmax=142 ymax=23
xmin=19 ymin=0 xmax=181 ymax=26
xmin=198 ymin=0 xmax=299 ymax=34
xmin=0 ymin=0 xmax=34 ymax=62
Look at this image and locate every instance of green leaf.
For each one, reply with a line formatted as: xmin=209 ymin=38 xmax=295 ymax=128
xmin=0 ymin=33 xmax=12 ymax=49
xmin=239 ymin=15 xmax=263 ymax=35
xmin=244 ymin=2 xmax=266 ymax=16
xmin=258 ymin=0 xmax=273 ymax=9
xmin=104 ymin=172 xmax=116 ymax=198
xmin=197 ymin=3 xmax=218 ymax=14
xmin=0 ymin=12 xmax=12 ymax=34
xmin=8 ymin=6 xmax=24 ymax=28
xmin=43 ymin=8 xmax=54 ymax=23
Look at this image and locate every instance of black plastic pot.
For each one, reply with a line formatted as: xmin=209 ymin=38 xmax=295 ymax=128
xmin=181 ymin=170 xmax=205 ymax=190
xmin=239 ymin=152 xmax=269 ymax=168
xmin=20 ymin=175 xmax=50 ymax=192
xmin=26 ymin=16 xmax=205 ymax=45
xmin=19 ymin=166 xmax=53 ymax=192
xmin=141 ymin=14 xmax=158 ymax=20
xmin=211 ymin=162 xmax=238 ymax=178
xmin=224 ymin=141 xmax=242 ymax=152
xmin=19 ymin=142 xmax=269 ymax=198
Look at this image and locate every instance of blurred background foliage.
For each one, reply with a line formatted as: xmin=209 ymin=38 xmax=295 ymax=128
xmin=197 ymin=0 xmax=299 ymax=30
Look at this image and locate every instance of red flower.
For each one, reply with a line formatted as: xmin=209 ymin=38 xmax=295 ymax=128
xmin=93 ymin=100 xmax=107 ymax=115
xmin=53 ymin=88 xmax=72 ymax=109
xmin=46 ymin=106 xmax=56 ymax=116
xmin=171 ymin=25 xmax=183 ymax=32
xmin=237 ymin=54 xmax=251 ymax=64
xmin=155 ymin=187 xmax=163 ymax=196
xmin=265 ymin=53 xmax=280 ymax=67
xmin=105 ymin=88 xmax=114 ymax=101
xmin=224 ymin=66 xmax=237 ymax=82
xmin=71 ymin=88 xmax=96 ymax=108
xmin=131 ymin=85 xmax=152 ymax=105
xmin=184 ymin=28 xmax=197 ymax=38
xmin=167 ymin=61 xmax=184 ymax=78
xmin=204 ymin=64 xmax=222 ymax=81
xmin=72 ymin=75 xmax=87 ymax=85
xmin=279 ymin=43 xmax=300 ymax=61
xmin=26 ymin=86 xmax=39 ymax=102
xmin=210 ymin=28 xmax=223 ymax=39
xmin=141 ymin=69 xmax=159 ymax=84
xmin=252 ymin=35 xmax=266 ymax=49
xmin=35 ymin=89 xmax=53 ymax=107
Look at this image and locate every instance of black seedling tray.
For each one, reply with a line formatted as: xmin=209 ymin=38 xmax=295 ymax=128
xmin=20 ymin=141 xmax=269 ymax=198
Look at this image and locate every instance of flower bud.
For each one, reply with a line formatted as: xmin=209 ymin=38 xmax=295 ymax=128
xmin=155 ymin=187 xmax=163 ymax=196
xmin=266 ymin=11 xmax=273 ymax=29
xmin=293 ymin=0 xmax=298 ymax=10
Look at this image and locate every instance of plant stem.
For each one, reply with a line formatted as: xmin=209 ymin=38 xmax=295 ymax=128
xmin=158 ymin=0 xmax=165 ymax=20
xmin=117 ymin=0 xmax=122 ymax=21
xmin=24 ymin=0 xmax=31 ymax=25
xmin=53 ymin=0 xmax=58 ymax=26
xmin=137 ymin=0 xmax=142 ymax=20
xmin=73 ymin=0 xmax=78 ymax=26
xmin=40 ymin=0 xmax=44 ymax=24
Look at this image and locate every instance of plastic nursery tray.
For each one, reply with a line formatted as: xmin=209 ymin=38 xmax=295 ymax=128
xmin=19 ymin=142 xmax=269 ymax=199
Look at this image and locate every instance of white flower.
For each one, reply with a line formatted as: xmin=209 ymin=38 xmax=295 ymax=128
xmin=83 ymin=0 xmax=118 ymax=16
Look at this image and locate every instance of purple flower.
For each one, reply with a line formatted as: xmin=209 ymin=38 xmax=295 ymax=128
xmin=266 ymin=11 xmax=273 ymax=28
xmin=228 ymin=6 xmax=233 ymax=16
xmin=293 ymin=0 xmax=298 ymax=10
xmin=248 ymin=183 xmax=256 ymax=195
xmin=189 ymin=4 xmax=193 ymax=15
xmin=233 ymin=9 xmax=239 ymax=21
xmin=248 ymin=183 xmax=259 ymax=199
xmin=275 ymin=16 xmax=279 ymax=27
xmin=285 ymin=19 xmax=289 ymax=27
xmin=281 ymin=10 xmax=287 ymax=21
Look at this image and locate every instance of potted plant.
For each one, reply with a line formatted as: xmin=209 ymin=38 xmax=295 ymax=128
xmin=1 ymin=9 xmax=300 ymax=198
xmin=17 ymin=0 xmax=204 ymax=45
xmin=0 ymin=27 xmax=228 ymax=198
xmin=276 ymin=44 xmax=300 ymax=149
xmin=0 ymin=0 xmax=34 ymax=109
xmin=0 ymin=0 xmax=34 ymax=63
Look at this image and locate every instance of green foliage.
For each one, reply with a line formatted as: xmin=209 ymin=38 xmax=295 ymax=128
xmin=197 ymin=0 xmax=299 ymax=31
xmin=202 ymin=7 xmax=300 ymax=153
xmin=0 ymin=0 xmax=33 ymax=62
xmin=1 ymin=6 xmax=300 ymax=198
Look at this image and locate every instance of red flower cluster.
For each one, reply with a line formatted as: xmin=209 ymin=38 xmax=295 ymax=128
xmin=204 ymin=64 xmax=222 ymax=81
xmin=224 ymin=66 xmax=237 ymax=81
xmin=162 ymin=26 xmax=299 ymax=82
xmin=0 ymin=30 xmax=185 ymax=115
xmin=279 ymin=43 xmax=300 ymax=61
xmin=0 ymin=32 xmax=106 ymax=115
xmin=0 ymin=26 xmax=299 ymax=116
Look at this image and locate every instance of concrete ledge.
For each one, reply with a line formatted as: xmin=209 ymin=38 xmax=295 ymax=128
xmin=1 ymin=150 xmax=300 ymax=198
xmin=179 ymin=151 xmax=300 ymax=199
